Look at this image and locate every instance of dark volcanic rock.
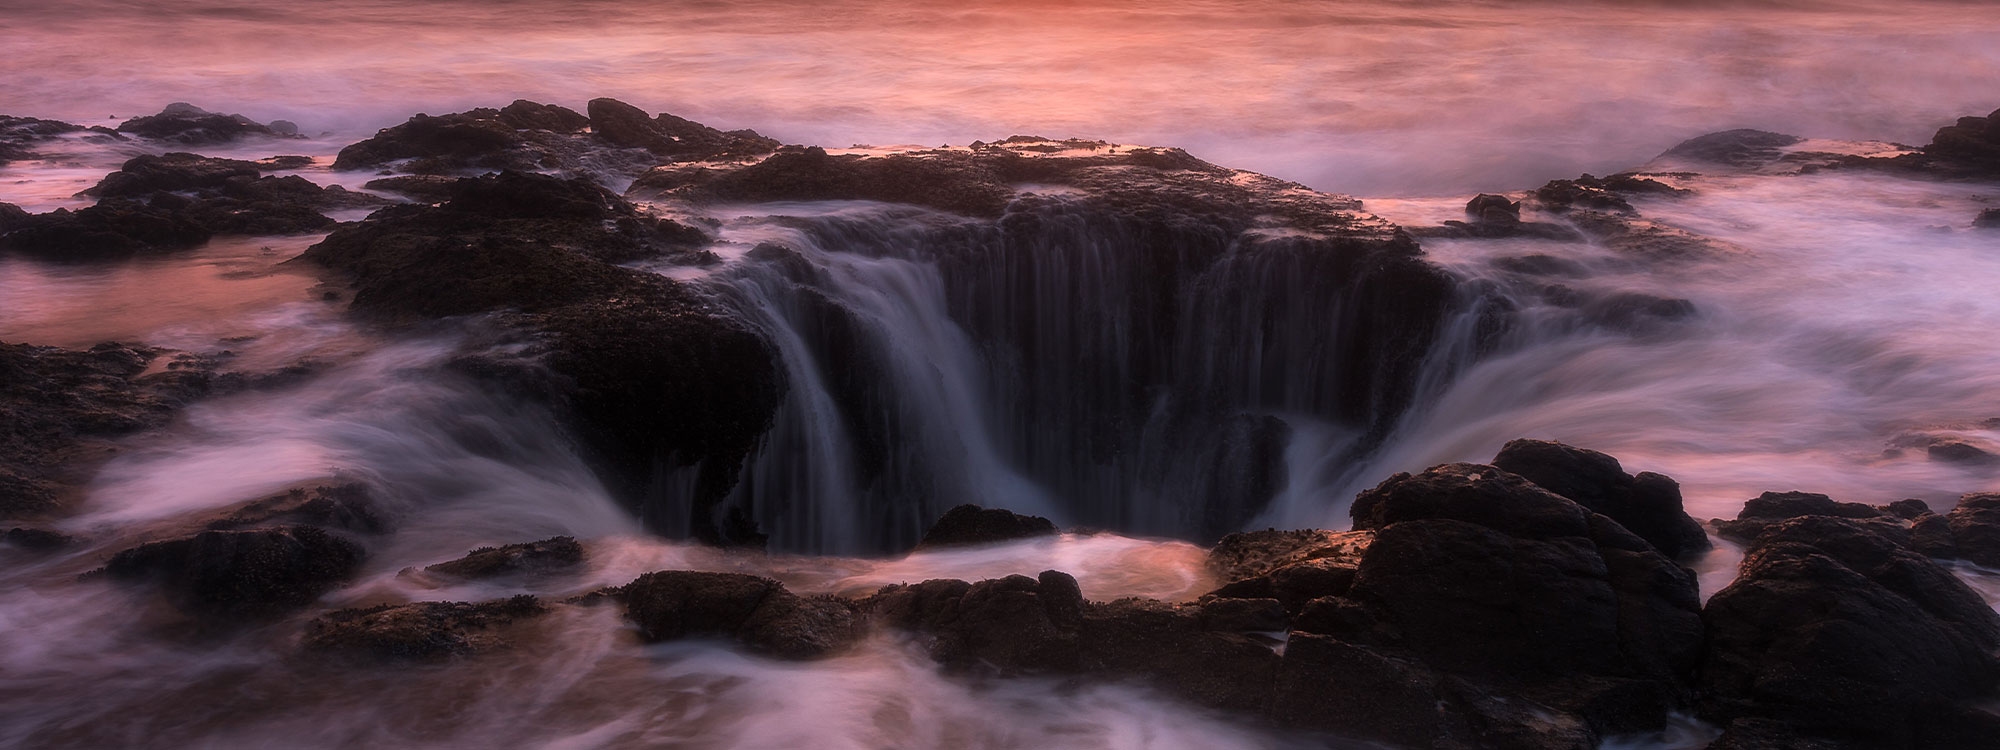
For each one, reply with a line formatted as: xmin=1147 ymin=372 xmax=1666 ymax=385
xmin=1 ymin=115 xmax=86 ymax=164
xmin=915 ymin=505 xmax=1057 ymax=549
xmin=868 ymin=571 xmax=1085 ymax=674
xmin=1928 ymin=440 xmax=1999 ymax=465
xmin=622 ymin=570 xmax=859 ymax=659
xmin=1 ymin=342 xmax=210 ymax=518
xmin=1346 ymin=463 xmax=1704 ymax=732
xmin=296 ymin=171 xmax=778 ymax=544
xmin=3 ymin=527 xmax=75 ymax=551
xmin=303 ymin=595 xmax=547 ymax=660
xmin=116 ymin=103 xmax=283 ymax=145
xmin=1918 ymin=108 xmax=2000 ymax=178
xmin=586 ymin=97 xmax=779 ymax=160
xmin=1976 ymin=208 xmax=2000 ymax=229
xmin=3 ymin=153 xmax=387 ymax=258
xmin=84 ymin=152 xmax=262 ymax=197
xmin=362 ymin=174 xmax=461 ymax=202
xmin=1945 ymin=492 xmax=2000 ymax=567
xmin=1492 ymin=439 xmax=1710 ymax=559
xmin=103 ymin=526 xmax=365 ymax=619
xmin=1205 ymin=528 xmax=1372 ymax=582
xmin=1661 ymin=129 xmax=1805 ymax=169
xmin=1533 ymin=173 xmax=1690 ymax=214
xmin=1710 ymin=491 xmax=1889 ymax=544
xmin=425 ymin=536 xmax=583 ymax=578
xmin=331 ymin=100 xmax=600 ymax=173
xmin=0 ymin=198 xmax=213 ymax=259
xmin=1412 ymin=192 xmax=1583 ymax=240
xmin=1699 ymin=515 xmax=2000 ymax=746
xmin=207 ymin=483 xmax=385 ymax=534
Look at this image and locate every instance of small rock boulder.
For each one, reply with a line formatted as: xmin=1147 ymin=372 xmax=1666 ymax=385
xmin=586 ymin=97 xmax=779 ymax=160
xmin=102 ymin=526 xmax=365 ymax=618
xmin=1711 ymin=491 xmax=1890 ymax=544
xmin=115 ymin=103 xmax=284 ymax=145
xmin=206 ymin=483 xmax=384 ymax=534
xmin=1972 ymin=208 xmax=1999 ymax=229
xmin=1491 ymin=439 xmax=1710 ymax=559
xmin=425 ymin=536 xmax=583 ymax=579
xmin=1699 ymin=515 xmax=2000 ymax=746
xmin=915 ymin=505 xmax=1057 ymax=549
xmin=623 ymin=571 xmax=859 ymax=659
xmin=302 ymin=595 xmax=547 ymax=660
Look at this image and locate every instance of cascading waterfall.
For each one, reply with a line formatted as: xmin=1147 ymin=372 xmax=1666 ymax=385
xmin=678 ymin=194 xmax=1474 ymax=553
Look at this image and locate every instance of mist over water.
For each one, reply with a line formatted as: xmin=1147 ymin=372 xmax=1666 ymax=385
xmin=5 ymin=0 xmax=2000 ymax=194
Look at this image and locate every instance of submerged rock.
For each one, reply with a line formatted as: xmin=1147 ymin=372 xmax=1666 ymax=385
xmin=302 ymin=595 xmax=548 ymax=661
xmin=1699 ymin=515 xmax=2000 ymax=746
xmin=1661 ymin=129 xmax=1805 ymax=169
xmin=2 ymin=526 xmax=75 ymax=551
xmin=0 ymin=114 xmax=86 ymax=164
xmin=0 ymin=342 xmax=210 ymax=519
xmin=914 ymin=505 xmax=1057 ymax=549
xmin=622 ymin=570 xmax=860 ymax=659
xmin=1975 ymin=208 xmax=2000 ymax=229
xmin=102 ymin=526 xmax=365 ymax=619
xmin=206 ymin=483 xmax=385 ymax=534
xmin=1491 ymin=439 xmax=1710 ymax=560
xmin=425 ymin=536 xmax=583 ymax=578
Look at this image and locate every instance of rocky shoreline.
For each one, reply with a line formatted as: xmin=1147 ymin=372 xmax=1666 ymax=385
xmin=5 ymin=98 xmax=2000 ymax=748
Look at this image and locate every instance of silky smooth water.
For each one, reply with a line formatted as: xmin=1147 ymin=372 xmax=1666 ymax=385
xmin=3 ymin=1 xmax=1998 ymax=747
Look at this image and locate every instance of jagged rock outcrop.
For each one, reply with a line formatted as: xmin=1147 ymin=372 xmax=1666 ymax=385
xmin=1492 ymin=438 xmax=1710 ymax=559
xmin=585 ymin=97 xmax=778 ymax=160
xmin=1710 ymin=491 xmax=1900 ymax=544
xmin=101 ymin=526 xmax=365 ymax=619
xmin=0 ymin=152 xmax=386 ymax=259
xmin=115 ymin=103 xmax=289 ymax=145
xmin=425 ymin=536 xmax=583 ymax=578
xmin=1699 ymin=515 xmax=2000 ymax=747
xmin=332 ymin=99 xmax=599 ymax=173
xmin=914 ymin=505 xmax=1057 ymax=549
xmin=0 ymin=342 xmax=211 ymax=519
xmin=1914 ymin=107 xmax=2000 ymax=178
xmin=302 ymin=595 xmax=549 ymax=660
xmin=1340 ymin=464 xmax=1704 ymax=733
xmin=1 ymin=114 xmax=88 ymax=164
xmin=295 ymin=171 xmax=781 ymax=543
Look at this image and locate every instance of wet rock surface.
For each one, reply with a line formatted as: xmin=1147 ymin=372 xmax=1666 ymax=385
xmin=115 ymin=103 xmax=289 ymax=145
xmin=206 ymin=483 xmax=386 ymax=534
xmin=914 ymin=505 xmax=1058 ymax=549
xmin=1 ymin=152 xmax=387 ymax=259
xmin=622 ymin=571 xmax=860 ymax=659
xmin=1698 ymin=515 xmax=2000 ymax=747
xmin=425 ymin=536 xmax=583 ymax=578
xmin=0 ymin=342 xmax=211 ymax=519
xmin=1711 ymin=491 xmax=1895 ymax=543
xmin=296 ymin=170 xmax=782 ymax=544
xmin=1492 ymin=438 xmax=1710 ymax=559
xmin=585 ymin=97 xmax=778 ymax=160
xmin=1661 ymin=129 xmax=1805 ymax=169
xmin=0 ymin=115 xmax=88 ymax=164
xmin=102 ymin=526 xmax=366 ymax=619
xmin=302 ymin=595 xmax=548 ymax=661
